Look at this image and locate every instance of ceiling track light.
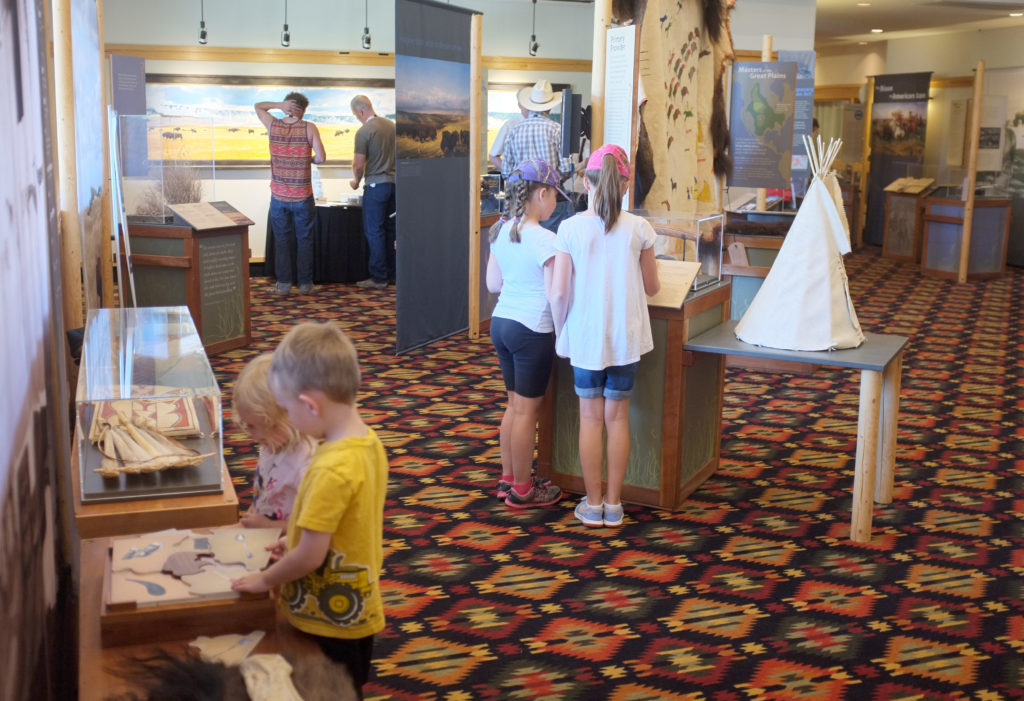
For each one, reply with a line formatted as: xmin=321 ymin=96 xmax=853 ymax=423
xmin=197 ymin=0 xmax=207 ymax=44
xmin=281 ymin=0 xmax=290 ymax=47
xmin=528 ymin=0 xmax=539 ymax=56
xmin=361 ymin=0 xmax=372 ymax=50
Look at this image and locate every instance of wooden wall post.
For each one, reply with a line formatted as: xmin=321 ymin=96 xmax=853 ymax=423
xmin=468 ymin=13 xmax=482 ymax=339
xmin=755 ymin=34 xmax=772 ymax=212
xmin=958 ymin=60 xmax=985 ymax=284
xmin=856 ymin=76 xmax=875 ymax=249
xmin=97 ymin=0 xmax=114 ymax=306
xmin=52 ymin=0 xmax=85 ymax=330
xmin=590 ymin=0 xmax=612 ymax=150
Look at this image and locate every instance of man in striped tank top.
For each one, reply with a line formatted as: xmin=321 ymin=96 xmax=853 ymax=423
xmin=256 ymin=92 xmax=327 ymax=295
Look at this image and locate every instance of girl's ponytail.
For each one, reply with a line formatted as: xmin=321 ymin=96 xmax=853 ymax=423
xmin=590 ymin=153 xmax=624 ymax=233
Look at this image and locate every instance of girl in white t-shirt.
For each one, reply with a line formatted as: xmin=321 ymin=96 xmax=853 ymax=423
xmin=233 ymin=353 xmax=317 ymax=528
xmin=550 ymin=144 xmax=661 ymax=527
xmin=486 ymin=158 xmax=565 ymax=509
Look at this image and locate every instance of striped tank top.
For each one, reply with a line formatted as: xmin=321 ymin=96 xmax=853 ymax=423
xmin=269 ymin=118 xmax=313 ymax=202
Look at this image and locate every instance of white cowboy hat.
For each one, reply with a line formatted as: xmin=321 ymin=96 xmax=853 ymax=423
xmin=518 ymin=80 xmax=561 ymax=112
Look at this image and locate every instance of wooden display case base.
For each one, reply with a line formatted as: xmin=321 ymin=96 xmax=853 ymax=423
xmin=73 ymin=446 xmax=239 ymax=538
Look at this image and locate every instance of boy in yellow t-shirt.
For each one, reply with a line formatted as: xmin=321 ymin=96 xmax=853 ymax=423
xmin=232 ymin=321 xmax=388 ymax=694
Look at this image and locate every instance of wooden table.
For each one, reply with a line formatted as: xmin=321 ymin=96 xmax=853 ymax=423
xmin=77 ymin=538 xmax=344 ymax=700
xmin=73 ymin=458 xmax=239 ymax=539
xmin=684 ymin=321 xmax=908 ymax=542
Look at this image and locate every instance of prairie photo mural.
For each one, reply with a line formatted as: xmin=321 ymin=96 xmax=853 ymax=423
xmin=144 ymin=76 xmax=395 ymax=164
xmin=395 ymin=55 xmax=470 ymax=160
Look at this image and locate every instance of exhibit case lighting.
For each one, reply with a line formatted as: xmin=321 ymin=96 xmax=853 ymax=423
xmin=361 ymin=0 xmax=372 ymax=50
xmin=528 ymin=0 xmax=539 ymax=55
xmin=197 ymin=0 xmax=207 ymax=44
xmin=281 ymin=0 xmax=290 ymax=47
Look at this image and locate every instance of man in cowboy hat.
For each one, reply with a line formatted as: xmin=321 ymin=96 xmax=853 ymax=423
xmin=501 ymin=79 xmax=575 ymax=230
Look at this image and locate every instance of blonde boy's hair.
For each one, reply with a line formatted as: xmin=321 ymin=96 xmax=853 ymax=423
xmin=232 ymin=354 xmax=303 ymax=452
xmin=270 ymin=322 xmax=361 ymax=405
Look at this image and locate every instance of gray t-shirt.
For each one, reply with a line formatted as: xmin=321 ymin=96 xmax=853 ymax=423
xmin=354 ymin=115 xmax=396 ymax=185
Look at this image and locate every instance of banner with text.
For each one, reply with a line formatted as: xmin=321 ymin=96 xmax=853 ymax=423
xmin=778 ymin=50 xmax=815 ymax=198
xmin=395 ymin=0 xmax=474 ymax=353
xmin=865 ymin=72 xmax=931 ymax=246
xmin=727 ymin=62 xmax=797 ymax=189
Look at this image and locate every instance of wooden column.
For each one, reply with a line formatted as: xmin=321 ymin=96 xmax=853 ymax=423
xmin=52 ymin=0 xmax=85 ymax=330
xmin=851 ymin=368 xmax=883 ymax=543
xmin=958 ymin=61 xmax=985 ymax=284
xmin=97 ymin=0 xmax=114 ymax=306
xmin=856 ymin=77 xmax=875 ymax=249
xmin=755 ymin=34 xmax=772 ymax=212
xmin=468 ymin=13 xmax=482 ymax=339
xmin=589 ymin=0 xmax=611 ymax=150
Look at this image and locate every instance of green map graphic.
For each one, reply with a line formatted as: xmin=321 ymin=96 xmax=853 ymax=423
xmin=746 ymin=84 xmax=786 ymax=136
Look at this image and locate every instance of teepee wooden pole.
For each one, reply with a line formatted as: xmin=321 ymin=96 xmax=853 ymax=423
xmin=468 ymin=13 xmax=482 ymax=339
xmin=590 ymin=0 xmax=612 ymax=151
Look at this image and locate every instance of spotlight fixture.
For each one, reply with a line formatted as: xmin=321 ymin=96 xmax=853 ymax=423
xmin=361 ymin=0 xmax=372 ymax=50
xmin=281 ymin=0 xmax=290 ymax=47
xmin=197 ymin=0 xmax=207 ymax=44
xmin=528 ymin=0 xmax=539 ymax=56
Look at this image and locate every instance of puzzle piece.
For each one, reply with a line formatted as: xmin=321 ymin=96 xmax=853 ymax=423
xmin=162 ymin=551 xmax=210 ymax=577
xmin=111 ymin=531 xmax=193 ymax=574
xmin=109 ymin=570 xmax=194 ymax=606
xmin=208 ymin=528 xmax=281 ymax=571
xmin=181 ymin=563 xmax=250 ymax=596
xmin=190 ymin=630 xmax=266 ymax=666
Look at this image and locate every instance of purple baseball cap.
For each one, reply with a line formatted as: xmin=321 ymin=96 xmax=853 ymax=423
xmin=586 ymin=143 xmax=631 ymax=178
xmin=507 ymin=158 xmax=569 ymax=199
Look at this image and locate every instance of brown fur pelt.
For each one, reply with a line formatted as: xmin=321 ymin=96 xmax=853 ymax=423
xmin=703 ymin=0 xmax=726 ymax=44
xmin=710 ymin=76 xmax=732 ymax=177
xmin=612 ymin=0 xmax=648 ymax=24
xmin=634 ymin=104 xmax=656 ymax=206
xmin=106 ymin=649 xmax=359 ymax=701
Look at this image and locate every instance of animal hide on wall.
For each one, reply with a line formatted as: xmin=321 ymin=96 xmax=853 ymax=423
xmin=625 ymin=0 xmax=734 ymax=248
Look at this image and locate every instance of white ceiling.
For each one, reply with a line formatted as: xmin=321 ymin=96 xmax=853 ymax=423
xmin=815 ymin=0 xmax=1024 ymax=47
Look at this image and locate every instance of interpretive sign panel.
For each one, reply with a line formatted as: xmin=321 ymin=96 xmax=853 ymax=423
xmin=728 ymin=62 xmax=797 ymax=189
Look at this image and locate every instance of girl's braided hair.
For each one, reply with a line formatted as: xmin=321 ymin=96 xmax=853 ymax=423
xmin=488 ymin=174 xmax=545 ymax=244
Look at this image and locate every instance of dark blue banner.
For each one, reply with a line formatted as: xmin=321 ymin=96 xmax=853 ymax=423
xmin=395 ymin=0 xmax=475 ymax=353
xmin=864 ymin=72 xmax=931 ymax=246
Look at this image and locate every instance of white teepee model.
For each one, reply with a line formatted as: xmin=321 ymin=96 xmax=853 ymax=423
xmin=734 ymin=136 xmax=865 ymax=351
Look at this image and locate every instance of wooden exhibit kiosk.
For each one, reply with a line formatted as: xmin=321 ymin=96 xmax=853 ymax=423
xmin=882 ymin=177 xmax=936 ymax=262
xmin=920 ymin=186 xmax=1010 ymax=279
xmin=122 ymin=201 xmax=254 ymax=355
xmin=537 ymin=259 xmax=732 ymax=510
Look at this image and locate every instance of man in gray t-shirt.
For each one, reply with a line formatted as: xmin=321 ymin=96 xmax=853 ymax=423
xmin=350 ymin=95 xmax=397 ymax=288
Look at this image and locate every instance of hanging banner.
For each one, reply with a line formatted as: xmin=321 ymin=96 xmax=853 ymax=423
xmin=727 ymin=61 xmax=797 ymax=189
xmin=395 ymin=0 xmax=475 ymax=353
xmin=864 ymin=72 xmax=931 ymax=246
xmin=778 ymin=50 xmax=816 ymax=198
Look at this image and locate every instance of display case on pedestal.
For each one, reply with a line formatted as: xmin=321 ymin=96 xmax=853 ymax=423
xmin=76 ymin=306 xmax=224 ymax=506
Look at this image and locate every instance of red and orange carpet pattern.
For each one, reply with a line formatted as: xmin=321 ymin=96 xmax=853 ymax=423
xmin=210 ymin=249 xmax=1024 ymax=699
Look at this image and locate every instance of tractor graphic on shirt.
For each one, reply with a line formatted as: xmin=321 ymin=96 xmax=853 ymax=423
xmin=281 ymin=551 xmax=374 ymax=626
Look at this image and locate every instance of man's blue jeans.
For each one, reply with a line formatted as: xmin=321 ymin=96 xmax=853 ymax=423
xmin=269 ymin=195 xmax=316 ymax=288
xmin=362 ymin=181 xmax=396 ymax=283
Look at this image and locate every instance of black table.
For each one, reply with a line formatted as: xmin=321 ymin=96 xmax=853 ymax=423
xmin=265 ymin=203 xmax=369 ymax=284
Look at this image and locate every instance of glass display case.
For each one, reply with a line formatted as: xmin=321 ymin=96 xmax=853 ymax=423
xmin=637 ymin=210 xmax=725 ymax=290
xmin=75 ymin=306 xmax=224 ymax=504
xmin=920 ymin=186 xmax=1010 ymax=279
xmin=118 ymin=114 xmax=218 ymax=219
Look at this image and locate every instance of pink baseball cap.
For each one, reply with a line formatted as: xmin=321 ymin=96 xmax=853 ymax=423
xmin=586 ymin=143 xmax=630 ymax=178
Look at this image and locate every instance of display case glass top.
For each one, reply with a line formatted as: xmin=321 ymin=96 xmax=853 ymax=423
xmin=75 ymin=306 xmax=224 ymax=504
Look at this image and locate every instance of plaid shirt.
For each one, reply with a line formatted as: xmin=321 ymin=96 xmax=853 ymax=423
xmin=501 ymin=112 xmax=572 ymax=180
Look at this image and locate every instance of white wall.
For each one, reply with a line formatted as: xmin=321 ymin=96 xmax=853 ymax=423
xmin=731 ymin=0 xmax=817 ymax=52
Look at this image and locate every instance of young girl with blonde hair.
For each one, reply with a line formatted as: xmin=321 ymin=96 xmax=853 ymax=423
xmin=232 ymin=353 xmax=317 ymax=527
xmin=550 ymin=144 xmax=661 ymax=527
xmin=486 ymin=158 xmax=565 ymax=508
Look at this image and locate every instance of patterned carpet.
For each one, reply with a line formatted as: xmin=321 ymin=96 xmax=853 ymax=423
xmin=210 ymin=249 xmax=1024 ymax=700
